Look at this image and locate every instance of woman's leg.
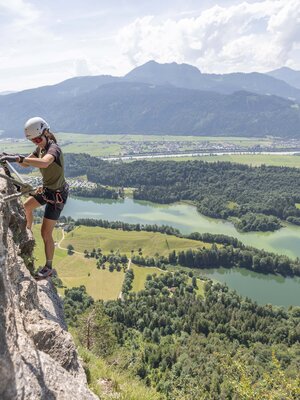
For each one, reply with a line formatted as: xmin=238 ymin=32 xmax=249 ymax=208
xmin=24 ymin=196 xmax=42 ymax=229
xmin=41 ymin=217 xmax=57 ymax=267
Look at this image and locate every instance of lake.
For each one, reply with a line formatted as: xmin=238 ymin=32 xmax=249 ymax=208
xmin=62 ymin=196 xmax=300 ymax=306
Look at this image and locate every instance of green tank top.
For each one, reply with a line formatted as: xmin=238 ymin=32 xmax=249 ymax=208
xmin=34 ymin=141 xmax=66 ymax=190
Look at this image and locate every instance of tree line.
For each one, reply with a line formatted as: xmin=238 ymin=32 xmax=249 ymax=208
xmin=71 ymin=184 xmax=120 ymax=199
xmin=132 ymin=244 xmax=300 ymax=276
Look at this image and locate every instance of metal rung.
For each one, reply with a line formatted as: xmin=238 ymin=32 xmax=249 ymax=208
xmin=1 ymin=189 xmax=33 ymax=203
xmin=0 ymin=172 xmax=31 ymax=189
xmin=0 ymin=163 xmax=35 ymax=203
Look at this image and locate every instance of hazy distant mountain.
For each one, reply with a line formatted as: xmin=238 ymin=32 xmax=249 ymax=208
xmin=1 ymin=61 xmax=300 ymax=138
xmin=125 ymin=60 xmax=205 ymax=89
xmin=267 ymin=67 xmax=300 ymax=90
xmin=126 ymin=61 xmax=300 ymax=101
xmin=45 ymin=75 xmax=120 ymax=96
xmin=0 ymin=91 xmax=16 ymax=95
xmin=1 ymin=81 xmax=299 ymax=138
xmin=18 ymin=75 xmax=120 ymax=102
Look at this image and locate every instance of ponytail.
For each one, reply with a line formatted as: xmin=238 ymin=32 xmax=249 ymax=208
xmin=44 ymin=130 xmax=57 ymax=144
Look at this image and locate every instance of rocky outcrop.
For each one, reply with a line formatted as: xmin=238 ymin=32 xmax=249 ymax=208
xmin=0 ymin=170 xmax=98 ymax=400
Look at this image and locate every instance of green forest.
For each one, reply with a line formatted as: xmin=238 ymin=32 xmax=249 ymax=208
xmin=71 ymin=183 xmax=120 ymax=199
xmin=64 ymin=154 xmax=300 ymax=232
xmin=64 ymin=273 xmax=300 ymax=399
xmin=132 ymin=244 xmax=300 ymax=277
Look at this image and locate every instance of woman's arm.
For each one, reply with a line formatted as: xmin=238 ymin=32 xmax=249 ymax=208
xmin=21 ymin=154 xmax=55 ymax=169
xmin=18 ymin=153 xmax=37 ymax=168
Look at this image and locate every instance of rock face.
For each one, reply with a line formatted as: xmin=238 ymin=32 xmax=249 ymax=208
xmin=0 ymin=171 xmax=98 ymax=400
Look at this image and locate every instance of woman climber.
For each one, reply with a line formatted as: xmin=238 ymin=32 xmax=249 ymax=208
xmin=0 ymin=117 xmax=69 ymax=279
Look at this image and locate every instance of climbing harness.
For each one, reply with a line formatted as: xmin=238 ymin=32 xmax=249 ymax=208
xmin=33 ymin=183 xmax=68 ymax=208
xmin=0 ymin=160 xmax=34 ymax=203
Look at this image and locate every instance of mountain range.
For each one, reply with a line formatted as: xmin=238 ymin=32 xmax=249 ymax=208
xmin=267 ymin=67 xmax=300 ymax=90
xmin=0 ymin=91 xmax=15 ymax=96
xmin=1 ymin=61 xmax=300 ymax=138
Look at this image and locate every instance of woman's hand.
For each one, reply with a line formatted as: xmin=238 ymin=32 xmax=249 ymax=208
xmin=0 ymin=154 xmax=21 ymax=163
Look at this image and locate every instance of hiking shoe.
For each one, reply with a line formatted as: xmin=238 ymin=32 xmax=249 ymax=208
xmin=35 ymin=266 xmax=53 ymax=280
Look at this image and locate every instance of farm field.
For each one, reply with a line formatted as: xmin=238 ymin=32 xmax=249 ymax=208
xmin=32 ymin=224 xmax=208 ymax=300
xmin=150 ymin=153 xmax=300 ymax=167
xmin=60 ymin=226 xmax=209 ymax=256
xmin=32 ymin=225 xmax=124 ymax=300
xmin=55 ymin=254 xmax=125 ymax=300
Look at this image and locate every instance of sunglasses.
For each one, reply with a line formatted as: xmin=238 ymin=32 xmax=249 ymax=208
xmin=31 ymin=136 xmax=43 ymax=144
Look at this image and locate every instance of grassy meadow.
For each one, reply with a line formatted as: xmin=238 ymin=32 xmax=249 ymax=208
xmin=131 ymin=264 xmax=164 ymax=292
xmin=60 ymin=226 xmax=210 ymax=256
xmin=32 ymin=224 xmax=208 ymax=300
xmin=154 ymin=153 xmax=300 ymax=167
xmin=32 ymin=225 xmax=124 ymax=300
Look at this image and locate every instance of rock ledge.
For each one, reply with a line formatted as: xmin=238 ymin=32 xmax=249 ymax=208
xmin=0 ymin=171 xmax=97 ymax=399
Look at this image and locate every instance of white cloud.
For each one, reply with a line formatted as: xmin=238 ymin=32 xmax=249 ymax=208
xmin=0 ymin=0 xmax=39 ymax=30
xmin=0 ymin=0 xmax=300 ymax=91
xmin=73 ymin=58 xmax=100 ymax=76
xmin=267 ymin=0 xmax=300 ymax=61
xmin=119 ymin=0 xmax=300 ymax=73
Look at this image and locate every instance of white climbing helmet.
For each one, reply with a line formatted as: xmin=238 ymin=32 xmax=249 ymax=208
xmin=24 ymin=117 xmax=50 ymax=140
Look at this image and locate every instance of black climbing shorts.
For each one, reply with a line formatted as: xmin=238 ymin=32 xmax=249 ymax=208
xmin=32 ymin=183 xmax=69 ymax=221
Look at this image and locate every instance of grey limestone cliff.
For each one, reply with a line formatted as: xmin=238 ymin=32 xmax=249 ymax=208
xmin=0 ymin=171 xmax=98 ymax=400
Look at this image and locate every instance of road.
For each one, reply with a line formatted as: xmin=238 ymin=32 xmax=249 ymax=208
xmin=56 ymin=228 xmax=83 ymax=255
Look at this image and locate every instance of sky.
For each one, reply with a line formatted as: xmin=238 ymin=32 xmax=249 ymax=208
xmin=0 ymin=0 xmax=300 ymax=91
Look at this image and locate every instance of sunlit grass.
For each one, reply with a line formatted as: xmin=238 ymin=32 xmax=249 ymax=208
xmin=32 ymin=224 xmax=208 ymax=300
xmin=150 ymin=154 xmax=300 ymax=168
xmin=131 ymin=264 xmax=164 ymax=292
xmin=32 ymin=225 xmax=124 ymax=300
xmin=61 ymin=226 xmax=210 ymax=257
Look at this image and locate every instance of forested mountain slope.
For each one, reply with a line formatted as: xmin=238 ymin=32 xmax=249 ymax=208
xmin=1 ymin=61 xmax=300 ymax=138
xmin=68 ymin=273 xmax=300 ymax=399
xmin=267 ymin=66 xmax=300 ymax=90
xmin=126 ymin=60 xmax=300 ymax=100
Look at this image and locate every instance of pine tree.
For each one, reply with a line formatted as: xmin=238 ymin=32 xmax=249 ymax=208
xmin=78 ymin=303 xmax=116 ymax=356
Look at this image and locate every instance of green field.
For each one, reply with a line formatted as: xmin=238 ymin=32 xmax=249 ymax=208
xmin=151 ymin=153 xmax=300 ymax=167
xmin=131 ymin=264 xmax=164 ymax=292
xmin=32 ymin=225 xmax=124 ymax=300
xmin=61 ymin=226 xmax=210 ymax=256
xmin=55 ymin=254 xmax=125 ymax=300
xmin=32 ymin=224 xmax=209 ymax=300
xmin=198 ymin=153 xmax=300 ymax=168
